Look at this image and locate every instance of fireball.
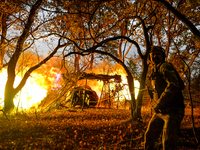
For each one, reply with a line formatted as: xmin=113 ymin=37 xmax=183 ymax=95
xmin=0 ymin=68 xmax=49 ymax=109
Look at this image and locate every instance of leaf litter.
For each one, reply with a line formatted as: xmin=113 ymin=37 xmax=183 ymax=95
xmin=0 ymin=108 xmax=199 ymax=149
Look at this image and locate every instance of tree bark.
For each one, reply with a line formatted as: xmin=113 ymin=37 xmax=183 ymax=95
xmin=0 ymin=12 xmax=8 ymax=69
xmin=134 ymin=57 xmax=148 ymax=120
xmin=4 ymin=83 xmax=16 ymax=113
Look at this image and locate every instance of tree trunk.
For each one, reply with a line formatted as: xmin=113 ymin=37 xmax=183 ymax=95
xmin=4 ymin=83 xmax=16 ymax=113
xmin=126 ymin=74 xmax=135 ymax=119
xmin=89 ymin=54 xmax=94 ymax=70
xmin=74 ymin=48 xmax=80 ymax=72
xmin=134 ymin=58 xmax=148 ymax=120
xmin=0 ymin=12 xmax=8 ymax=69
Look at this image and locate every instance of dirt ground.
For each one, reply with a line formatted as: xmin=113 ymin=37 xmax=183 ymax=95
xmin=0 ymin=108 xmax=199 ymax=149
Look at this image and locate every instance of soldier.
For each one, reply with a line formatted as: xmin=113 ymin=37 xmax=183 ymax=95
xmin=144 ymin=46 xmax=185 ymax=150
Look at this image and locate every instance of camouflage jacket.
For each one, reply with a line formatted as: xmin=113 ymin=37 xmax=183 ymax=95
xmin=150 ymin=61 xmax=185 ymax=113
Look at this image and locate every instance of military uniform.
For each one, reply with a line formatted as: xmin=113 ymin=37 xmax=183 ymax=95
xmin=144 ymin=61 xmax=185 ymax=150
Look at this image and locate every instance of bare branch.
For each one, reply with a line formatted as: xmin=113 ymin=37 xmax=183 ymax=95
xmin=154 ymin=0 xmax=200 ymax=40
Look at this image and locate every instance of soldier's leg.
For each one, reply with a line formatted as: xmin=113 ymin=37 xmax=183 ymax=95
xmin=162 ymin=110 xmax=184 ymax=150
xmin=144 ymin=113 xmax=164 ymax=150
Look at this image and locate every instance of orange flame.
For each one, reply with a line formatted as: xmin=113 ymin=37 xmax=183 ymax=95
xmin=0 ymin=68 xmax=60 ymax=110
xmin=82 ymin=63 xmax=140 ymax=102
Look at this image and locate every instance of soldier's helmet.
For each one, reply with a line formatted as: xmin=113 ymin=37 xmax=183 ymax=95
xmin=150 ymin=46 xmax=166 ymax=59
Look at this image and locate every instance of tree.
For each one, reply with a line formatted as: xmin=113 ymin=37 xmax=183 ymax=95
xmin=59 ymin=0 xmax=200 ymax=123
xmin=131 ymin=0 xmax=200 ymax=121
xmin=64 ymin=36 xmax=138 ymax=119
xmin=58 ymin=0 xmax=159 ymax=121
xmin=153 ymin=0 xmax=200 ymax=40
xmin=144 ymin=1 xmax=200 ymax=143
xmin=2 ymin=0 xmax=71 ymax=113
xmin=5 ymin=0 xmax=195 ymax=122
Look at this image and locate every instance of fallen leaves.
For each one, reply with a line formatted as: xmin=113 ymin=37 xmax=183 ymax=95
xmin=0 ymin=108 xmax=199 ymax=149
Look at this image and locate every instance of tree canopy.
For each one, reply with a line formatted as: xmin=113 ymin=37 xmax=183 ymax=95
xmin=0 ymin=0 xmax=199 ymax=116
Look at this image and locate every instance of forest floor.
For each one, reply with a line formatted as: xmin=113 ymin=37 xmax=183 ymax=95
xmin=0 ymin=107 xmax=199 ymax=150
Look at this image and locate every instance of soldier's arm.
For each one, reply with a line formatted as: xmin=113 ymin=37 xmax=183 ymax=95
xmin=155 ymin=63 xmax=182 ymax=110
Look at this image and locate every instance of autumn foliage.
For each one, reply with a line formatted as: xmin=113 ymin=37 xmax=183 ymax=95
xmin=0 ymin=0 xmax=200 ymax=149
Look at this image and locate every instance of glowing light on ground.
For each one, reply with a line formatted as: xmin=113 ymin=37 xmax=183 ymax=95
xmin=0 ymin=69 xmax=48 ymax=109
